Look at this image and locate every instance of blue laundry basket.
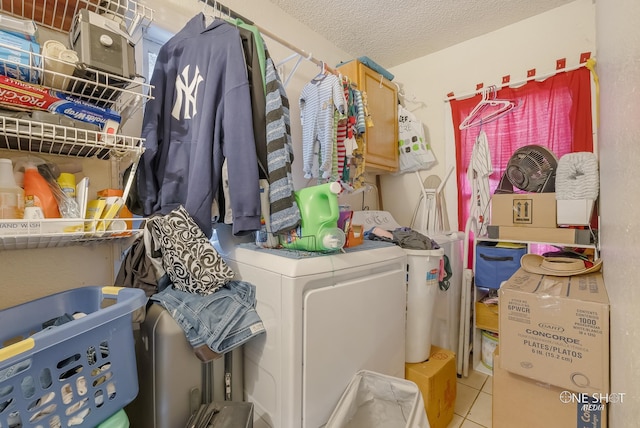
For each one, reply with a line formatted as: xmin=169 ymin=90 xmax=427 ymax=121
xmin=0 ymin=286 xmax=146 ymax=428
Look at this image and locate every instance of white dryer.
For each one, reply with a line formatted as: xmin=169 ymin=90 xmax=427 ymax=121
xmin=213 ymin=226 xmax=407 ymax=428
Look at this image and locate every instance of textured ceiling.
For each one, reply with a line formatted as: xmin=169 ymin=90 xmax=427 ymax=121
xmin=267 ymin=0 xmax=577 ymax=68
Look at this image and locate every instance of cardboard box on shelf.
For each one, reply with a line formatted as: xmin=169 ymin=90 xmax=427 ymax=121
xmin=405 ymin=345 xmax=456 ymax=428
xmin=491 ymin=193 xmax=557 ymax=228
xmin=476 ymin=300 xmax=499 ymax=332
xmin=557 ymin=199 xmax=596 ymax=226
xmin=487 ymin=225 xmax=594 ymax=245
xmin=499 ymin=269 xmax=609 ymax=393
xmin=493 ymin=348 xmax=607 ymax=428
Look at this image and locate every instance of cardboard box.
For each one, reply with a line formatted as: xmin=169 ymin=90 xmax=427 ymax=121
xmin=493 ymin=348 xmax=607 ymax=428
xmin=476 ymin=300 xmax=499 ymax=332
xmin=487 ymin=225 xmax=594 ymax=245
xmin=557 ymin=199 xmax=596 ymax=225
xmin=405 ymin=346 xmax=457 ymax=428
xmin=491 ymin=193 xmax=557 ymax=227
xmin=499 ymin=269 xmax=609 ymax=393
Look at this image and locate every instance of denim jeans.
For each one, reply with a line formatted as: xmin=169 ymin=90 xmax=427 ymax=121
xmin=151 ymin=281 xmax=265 ymax=353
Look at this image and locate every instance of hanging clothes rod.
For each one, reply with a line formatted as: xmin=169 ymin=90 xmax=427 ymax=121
xmin=444 ymin=61 xmax=588 ymax=102
xmin=201 ymin=0 xmax=337 ymax=75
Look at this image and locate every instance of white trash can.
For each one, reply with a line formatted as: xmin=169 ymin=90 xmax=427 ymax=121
xmin=325 ymin=370 xmax=430 ymax=428
xmin=405 ymin=248 xmax=444 ymax=363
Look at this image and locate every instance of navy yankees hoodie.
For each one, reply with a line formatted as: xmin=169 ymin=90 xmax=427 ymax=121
xmin=138 ymin=14 xmax=261 ymax=237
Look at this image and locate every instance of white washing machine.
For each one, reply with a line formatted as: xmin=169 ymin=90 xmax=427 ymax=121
xmin=352 ymin=211 xmax=464 ymax=356
xmin=212 ymin=225 xmax=407 ymax=428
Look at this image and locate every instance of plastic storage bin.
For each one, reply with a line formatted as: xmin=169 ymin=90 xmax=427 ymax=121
xmin=475 ymin=242 xmax=527 ymax=289
xmin=325 ymin=370 xmax=429 ymax=428
xmin=0 ymin=286 xmax=146 ymax=428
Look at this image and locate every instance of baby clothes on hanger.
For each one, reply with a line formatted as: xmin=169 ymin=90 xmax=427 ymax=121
xmin=331 ymin=110 xmax=339 ymax=180
xmin=350 ymin=136 xmax=366 ymax=190
xmin=339 ymin=78 xmax=364 ymax=185
xmin=353 ymin=88 xmax=366 ymax=135
xmin=335 ymin=76 xmax=350 ymax=181
xmin=299 ymin=73 xmax=346 ymax=179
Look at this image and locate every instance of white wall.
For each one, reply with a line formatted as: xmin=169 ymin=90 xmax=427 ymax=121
xmin=596 ymin=0 xmax=640 ymax=425
xmin=385 ymin=0 xmax=596 ymax=229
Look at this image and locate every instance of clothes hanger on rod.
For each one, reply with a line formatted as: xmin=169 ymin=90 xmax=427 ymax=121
xmin=311 ymin=61 xmax=328 ymax=82
xmin=459 ymin=86 xmax=516 ymax=130
xmin=201 ymin=0 xmax=217 ymax=25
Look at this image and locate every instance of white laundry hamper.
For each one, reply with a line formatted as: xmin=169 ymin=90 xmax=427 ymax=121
xmin=405 ymin=247 xmax=444 ymax=363
xmin=325 ymin=370 xmax=430 ymax=428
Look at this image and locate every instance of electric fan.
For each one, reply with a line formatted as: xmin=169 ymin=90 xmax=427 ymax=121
xmin=496 ymin=145 xmax=559 ymax=194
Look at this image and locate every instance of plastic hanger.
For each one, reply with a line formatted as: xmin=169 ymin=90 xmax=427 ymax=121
xmin=316 ymin=62 xmax=328 ymax=79
xmin=201 ymin=0 xmax=217 ymax=26
xmin=459 ymin=86 xmax=516 ymax=130
xmin=312 ymin=61 xmax=328 ymax=82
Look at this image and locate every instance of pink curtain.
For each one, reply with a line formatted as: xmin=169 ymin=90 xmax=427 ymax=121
xmin=449 ymin=66 xmax=593 ymax=232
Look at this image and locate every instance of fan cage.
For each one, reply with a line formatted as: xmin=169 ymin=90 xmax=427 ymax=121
xmin=501 ymin=145 xmax=558 ymax=193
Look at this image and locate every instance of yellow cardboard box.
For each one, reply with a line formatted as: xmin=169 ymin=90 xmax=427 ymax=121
xmin=475 ymin=300 xmax=499 ymax=332
xmin=405 ymin=345 xmax=456 ymax=428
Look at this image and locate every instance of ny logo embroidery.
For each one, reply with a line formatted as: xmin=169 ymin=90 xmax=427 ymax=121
xmin=172 ymin=65 xmax=204 ymax=120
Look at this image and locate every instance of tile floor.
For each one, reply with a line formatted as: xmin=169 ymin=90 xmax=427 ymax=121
xmin=447 ymin=368 xmax=492 ymax=428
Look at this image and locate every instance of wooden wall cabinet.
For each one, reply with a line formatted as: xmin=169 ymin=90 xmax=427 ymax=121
xmin=337 ymin=60 xmax=399 ymax=173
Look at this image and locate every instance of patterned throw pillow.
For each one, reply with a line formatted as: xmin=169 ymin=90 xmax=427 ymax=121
xmin=151 ymin=206 xmax=234 ymax=295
